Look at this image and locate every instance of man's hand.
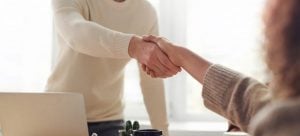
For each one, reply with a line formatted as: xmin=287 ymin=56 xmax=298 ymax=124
xmin=128 ymin=35 xmax=181 ymax=78
xmin=142 ymin=35 xmax=183 ymax=66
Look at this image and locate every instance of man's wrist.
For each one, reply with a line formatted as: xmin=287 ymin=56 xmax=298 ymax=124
xmin=128 ymin=35 xmax=140 ymax=58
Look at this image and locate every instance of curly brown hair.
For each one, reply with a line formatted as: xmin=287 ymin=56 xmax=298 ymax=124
xmin=265 ymin=0 xmax=300 ymax=99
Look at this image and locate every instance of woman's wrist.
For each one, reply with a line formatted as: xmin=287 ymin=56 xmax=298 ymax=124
xmin=172 ymin=46 xmax=189 ymax=67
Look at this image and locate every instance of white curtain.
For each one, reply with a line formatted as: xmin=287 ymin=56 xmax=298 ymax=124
xmin=158 ymin=0 xmax=191 ymax=120
xmin=159 ymin=0 xmax=266 ymax=121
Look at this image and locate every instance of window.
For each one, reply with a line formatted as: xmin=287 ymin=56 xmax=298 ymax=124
xmin=0 ymin=0 xmax=52 ymax=92
xmin=184 ymin=0 xmax=266 ymax=120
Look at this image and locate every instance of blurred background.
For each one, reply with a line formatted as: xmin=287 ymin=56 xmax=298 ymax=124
xmin=0 ymin=0 xmax=266 ymax=135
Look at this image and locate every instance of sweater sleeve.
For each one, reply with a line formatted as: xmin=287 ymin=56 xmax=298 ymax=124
xmin=52 ymin=0 xmax=134 ymax=58
xmin=202 ymin=64 xmax=271 ymax=132
xmin=250 ymin=100 xmax=300 ymax=136
xmin=138 ymin=17 xmax=169 ymax=136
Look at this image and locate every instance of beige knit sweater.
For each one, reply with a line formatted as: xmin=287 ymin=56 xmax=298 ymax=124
xmin=203 ymin=64 xmax=300 ymax=136
xmin=47 ymin=0 xmax=169 ymax=134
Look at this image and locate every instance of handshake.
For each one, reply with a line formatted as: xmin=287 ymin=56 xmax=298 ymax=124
xmin=128 ymin=35 xmax=183 ymax=78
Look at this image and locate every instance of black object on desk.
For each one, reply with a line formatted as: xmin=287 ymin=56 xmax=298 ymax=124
xmin=119 ymin=120 xmax=163 ymax=136
xmin=134 ymin=129 xmax=163 ymax=136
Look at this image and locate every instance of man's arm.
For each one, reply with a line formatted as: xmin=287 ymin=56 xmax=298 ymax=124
xmin=52 ymin=0 xmax=133 ymax=58
xmin=52 ymin=0 xmax=180 ymax=77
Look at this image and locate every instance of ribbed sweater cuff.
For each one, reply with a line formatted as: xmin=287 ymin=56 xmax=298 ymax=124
xmin=202 ymin=64 xmax=240 ymax=115
xmin=113 ymin=33 xmax=134 ymax=58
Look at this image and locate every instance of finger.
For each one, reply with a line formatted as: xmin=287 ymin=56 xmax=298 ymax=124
xmin=155 ymin=71 xmax=169 ymax=78
xmin=153 ymin=59 xmax=173 ymax=77
xmin=146 ymin=61 xmax=161 ymax=73
xmin=157 ymin=53 xmax=179 ymax=73
xmin=144 ymin=57 xmax=167 ymax=77
xmin=145 ymin=62 xmax=168 ymax=78
xmin=150 ymin=70 xmax=156 ymax=78
xmin=154 ymin=64 xmax=173 ymax=77
xmin=145 ymin=66 xmax=160 ymax=78
xmin=149 ymin=69 xmax=167 ymax=78
xmin=144 ymin=65 xmax=156 ymax=78
xmin=152 ymin=57 xmax=179 ymax=78
xmin=141 ymin=64 xmax=147 ymax=72
xmin=146 ymin=67 xmax=151 ymax=75
xmin=145 ymin=66 xmax=157 ymax=78
xmin=153 ymin=64 xmax=169 ymax=77
xmin=144 ymin=62 xmax=158 ymax=73
xmin=157 ymin=51 xmax=181 ymax=75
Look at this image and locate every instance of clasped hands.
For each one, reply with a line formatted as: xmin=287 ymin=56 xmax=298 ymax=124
xmin=129 ymin=35 xmax=182 ymax=78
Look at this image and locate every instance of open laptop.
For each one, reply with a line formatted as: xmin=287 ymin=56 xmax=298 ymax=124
xmin=0 ymin=92 xmax=89 ymax=136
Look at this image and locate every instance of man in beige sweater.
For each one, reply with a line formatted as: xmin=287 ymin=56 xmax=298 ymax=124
xmin=47 ymin=0 xmax=180 ymax=135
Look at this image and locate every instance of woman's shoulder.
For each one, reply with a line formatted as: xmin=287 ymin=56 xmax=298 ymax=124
xmin=250 ymin=99 xmax=300 ymax=136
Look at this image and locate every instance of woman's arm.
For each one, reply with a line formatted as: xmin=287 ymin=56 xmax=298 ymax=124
xmin=143 ymin=35 xmax=271 ymax=132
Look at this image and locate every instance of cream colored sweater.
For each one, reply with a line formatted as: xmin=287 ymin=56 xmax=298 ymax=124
xmin=47 ymin=0 xmax=168 ymax=134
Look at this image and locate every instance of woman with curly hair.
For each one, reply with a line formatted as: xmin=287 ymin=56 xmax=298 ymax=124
xmin=142 ymin=0 xmax=300 ymax=135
